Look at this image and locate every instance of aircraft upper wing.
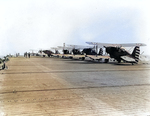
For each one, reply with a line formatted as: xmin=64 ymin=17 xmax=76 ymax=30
xmin=68 ymin=45 xmax=93 ymax=49
xmin=86 ymin=42 xmax=146 ymax=47
xmin=57 ymin=46 xmax=73 ymax=50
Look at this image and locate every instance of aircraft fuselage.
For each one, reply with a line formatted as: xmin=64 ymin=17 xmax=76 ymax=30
xmin=105 ymin=47 xmax=131 ymax=62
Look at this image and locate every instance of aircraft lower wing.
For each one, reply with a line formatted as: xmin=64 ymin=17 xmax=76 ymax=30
xmin=73 ymin=55 xmax=85 ymax=58
xmin=58 ymin=54 xmax=64 ymax=57
xmin=86 ymin=55 xmax=110 ymax=60
xmin=51 ymin=54 xmax=60 ymax=57
xmin=52 ymin=54 xmax=73 ymax=58
xmin=55 ymin=54 xmax=73 ymax=58
xmin=62 ymin=54 xmax=73 ymax=59
xmin=63 ymin=54 xmax=73 ymax=57
xmin=72 ymin=55 xmax=85 ymax=60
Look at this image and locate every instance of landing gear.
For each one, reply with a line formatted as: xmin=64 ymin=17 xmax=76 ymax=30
xmin=117 ymin=60 xmax=121 ymax=63
xmin=97 ymin=58 xmax=102 ymax=62
xmin=82 ymin=57 xmax=85 ymax=60
xmin=69 ymin=56 xmax=73 ymax=59
xmin=104 ymin=59 xmax=109 ymax=63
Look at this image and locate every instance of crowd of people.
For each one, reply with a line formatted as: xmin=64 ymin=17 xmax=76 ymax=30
xmin=24 ymin=52 xmax=31 ymax=58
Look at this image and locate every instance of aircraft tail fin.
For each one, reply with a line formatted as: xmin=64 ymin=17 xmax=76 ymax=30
xmin=132 ymin=46 xmax=140 ymax=62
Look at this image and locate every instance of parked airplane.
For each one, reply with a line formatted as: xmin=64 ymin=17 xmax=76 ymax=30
xmin=52 ymin=44 xmax=96 ymax=60
xmin=86 ymin=42 xmax=146 ymax=64
xmin=39 ymin=50 xmax=54 ymax=57
xmin=67 ymin=44 xmax=110 ymax=62
xmin=38 ymin=50 xmax=50 ymax=57
xmin=51 ymin=47 xmax=61 ymax=57
xmin=83 ymin=47 xmax=110 ymax=62
xmin=68 ymin=45 xmax=94 ymax=60
xmin=56 ymin=46 xmax=73 ymax=58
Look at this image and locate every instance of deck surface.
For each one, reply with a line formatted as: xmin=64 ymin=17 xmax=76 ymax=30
xmin=0 ymin=57 xmax=150 ymax=116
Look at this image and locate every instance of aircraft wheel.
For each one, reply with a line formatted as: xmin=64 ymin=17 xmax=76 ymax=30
xmin=70 ymin=57 xmax=73 ymax=59
xmin=117 ymin=60 xmax=121 ymax=63
xmin=98 ymin=58 xmax=102 ymax=62
xmin=104 ymin=59 xmax=109 ymax=63
xmin=82 ymin=57 xmax=85 ymax=60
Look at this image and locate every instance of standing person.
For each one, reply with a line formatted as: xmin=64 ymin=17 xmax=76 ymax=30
xmin=28 ymin=52 xmax=30 ymax=58
xmin=25 ymin=52 xmax=27 ymax=58
xmin=24 ymin=52 xmax=26 ymax=57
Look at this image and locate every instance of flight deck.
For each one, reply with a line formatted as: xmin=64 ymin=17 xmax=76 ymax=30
xmin=0 ymin=57 xmax=150 ymax=116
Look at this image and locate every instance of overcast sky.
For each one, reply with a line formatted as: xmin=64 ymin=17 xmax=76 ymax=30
xmin=0 ymin=0 xmax=150 ymax=56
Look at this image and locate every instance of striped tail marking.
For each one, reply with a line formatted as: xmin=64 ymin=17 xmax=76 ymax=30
xmin=132 ymin=46 xmax=140 ymax=63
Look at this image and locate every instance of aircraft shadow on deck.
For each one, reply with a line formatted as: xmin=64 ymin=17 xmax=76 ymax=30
xmin=50 ymin=57 xmax=149 ymax=65
xmin=59 ymin=59 xmax=144 ymax=66
xmin=63 ymin=59 xmax=115 ymax=64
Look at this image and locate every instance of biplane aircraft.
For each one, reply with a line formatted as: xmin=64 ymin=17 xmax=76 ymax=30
xmin=42 ymin=50 xmax=54 ymax=57
xmin=50 ymin=47 xmax=61 ymax=57
xmin=38 ymin=50 xmax=53 ymax=57
xmin=83 ymin=47 xmax=110 ymax=62
xmin=66 ymin=44 xmax=110 ymax=62
xmin=68 ymin=45 xmax=95 ymax=60
xmin=86 ymin=42 xmax=146 ymax=64
xmin=55 ymin=46 xmax=74 ymax=59
xmin=69 ymin=44 xmax=110 ymax=62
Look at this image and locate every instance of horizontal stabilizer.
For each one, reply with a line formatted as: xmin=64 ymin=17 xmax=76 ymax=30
xmin=121 ymin=56 xmax=135 ymax=62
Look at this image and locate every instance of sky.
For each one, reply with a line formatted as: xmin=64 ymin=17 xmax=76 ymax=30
xmin=0 ymin=0 xmax=150 ymax=56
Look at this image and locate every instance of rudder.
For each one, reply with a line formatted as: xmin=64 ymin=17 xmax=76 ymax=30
xmin=132 ymin=46 xmax=140 ymax=62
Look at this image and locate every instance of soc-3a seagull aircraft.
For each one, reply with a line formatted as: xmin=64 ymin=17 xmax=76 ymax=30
xmin=86 ymin=42 xmax=146 ymax=65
